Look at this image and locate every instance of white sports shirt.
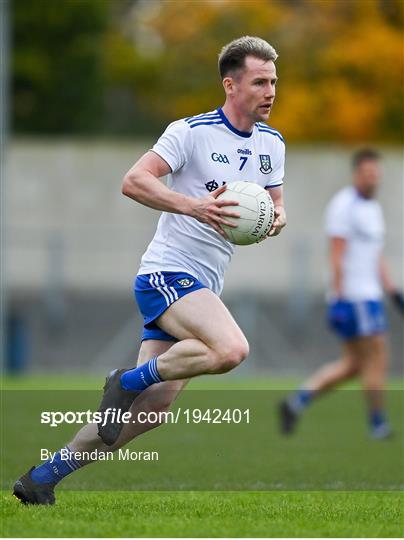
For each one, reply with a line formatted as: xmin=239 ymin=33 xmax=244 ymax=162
xmin=138 ymin=108 xmax=285 ymax=294
xmin=325 ymin=186 xmax=385 ymax=301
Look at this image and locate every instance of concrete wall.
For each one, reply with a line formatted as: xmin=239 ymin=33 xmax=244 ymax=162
xmin=5 ymin=140 xmax=403 ymax=295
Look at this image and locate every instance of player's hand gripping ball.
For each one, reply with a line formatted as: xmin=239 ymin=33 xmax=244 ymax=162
xmin=217 ymin=181 xmax=275 ymax=245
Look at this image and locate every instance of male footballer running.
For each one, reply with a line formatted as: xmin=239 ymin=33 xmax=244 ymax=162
xmin=279 ymin=149 xmax=404 ymax=439
xmin=14 ymin=36 xmax=287 ymax=504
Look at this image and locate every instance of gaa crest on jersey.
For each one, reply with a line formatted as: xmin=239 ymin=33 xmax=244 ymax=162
xmin=259 ymin=154 xmax=272 ymax=174
xmin=177 ymin=278 xmax=195 ymax=288
xmin=211 ymin=152 xmax=230 ymax=164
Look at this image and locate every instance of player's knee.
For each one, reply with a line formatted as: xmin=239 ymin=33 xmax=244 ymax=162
xmin=343 ymin=358 xmax=359 ymax=377
xmin=213 ymin=338 xmax=250 ymax=373
xmin=348 ymin=362 xmax=360 ymax=377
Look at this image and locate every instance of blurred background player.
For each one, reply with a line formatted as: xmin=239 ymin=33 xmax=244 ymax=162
xmin=280 ymin=149 xmax=404 ymax=439
xmin=13 ymin=36 xmax=287 ymax=504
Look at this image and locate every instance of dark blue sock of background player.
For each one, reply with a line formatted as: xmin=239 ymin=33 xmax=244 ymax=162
xmin=287 ymin=389 xmax=314 ymax=414
xmin=370 ymin=409 xmax=387 ymax=429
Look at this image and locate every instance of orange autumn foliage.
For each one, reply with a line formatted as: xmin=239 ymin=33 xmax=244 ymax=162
xmin=109 ymin=0 xmax=402 ymax=142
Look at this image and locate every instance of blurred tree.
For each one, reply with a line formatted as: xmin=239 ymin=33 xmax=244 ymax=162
xmin=127 ymin=0 xmax=403 ymax=143
xmin=12 ymin=0 xmax=403 ymax=142
xmin=12 ymin=0 xmax=109 ymax=133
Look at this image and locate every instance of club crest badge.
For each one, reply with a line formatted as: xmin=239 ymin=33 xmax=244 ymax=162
xmin=259 ymin=154 xmax=272 ymax=174
xmin=177 ymin=278 xmax=195 ymax=288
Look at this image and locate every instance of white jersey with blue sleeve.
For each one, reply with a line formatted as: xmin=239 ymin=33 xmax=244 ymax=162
xmin=138 ymin=108 xmax=285 ymax=294
xmin=325 ymin=186 xmax=385 ymax=301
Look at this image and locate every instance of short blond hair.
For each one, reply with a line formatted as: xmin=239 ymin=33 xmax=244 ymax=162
xmin=218 ymin=36 xmax=278 ymax=79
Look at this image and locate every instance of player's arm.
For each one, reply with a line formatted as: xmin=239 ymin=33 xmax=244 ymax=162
xmin=379 ymin=254 xmax=395 ymax=294
xmin=122 ymin=150 xmax=240 ymax=237
xmin=379 ymin=254 xmax=404 ymax=315
xmin=266 ymin=185 xmax=286 ymax=237
xmin=329 ymin=237 xmax=346 ymax=298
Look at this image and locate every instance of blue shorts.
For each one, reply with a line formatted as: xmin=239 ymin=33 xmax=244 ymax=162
xmin=135 ymin=271 xmax=207 ymax=341
xmin=327 ymin=299 xmax=387 ymax=340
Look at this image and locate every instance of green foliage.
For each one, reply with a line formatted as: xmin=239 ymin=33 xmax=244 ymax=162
xmin=12 ymin=0 xmax=108 ymax=133
xmin=138 ymin=0 xmax=403 ymax=142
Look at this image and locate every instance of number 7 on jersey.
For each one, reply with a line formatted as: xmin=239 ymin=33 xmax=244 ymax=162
xmin=239 ymin=156 xmax=248 ymax=171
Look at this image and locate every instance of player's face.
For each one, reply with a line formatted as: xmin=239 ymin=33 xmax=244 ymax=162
xmin=230 ymin=56 xmax=277 ymax=122
xmin=354 ymin=159 xmax=381 ymax=198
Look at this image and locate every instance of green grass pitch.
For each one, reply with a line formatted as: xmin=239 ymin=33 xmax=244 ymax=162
xmin=2 ymin=491 xmax=403 ymax=537
xmin=1 ymin=375 xmax=403 ymax=537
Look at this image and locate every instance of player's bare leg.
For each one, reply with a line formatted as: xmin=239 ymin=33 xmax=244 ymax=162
xmin=280 ymin=335 xmax=391 ymax=437
xmin=279 ymin=343 xmax=360 ymax=434
xmin=354 ymin=335 xmax=387 ymax=407
xmin=301 ymin=347 xmax=360 ymax=393
xmin=13 ymin=339 xmax=187 ymax=504
xmin=98 ymin=288 xmax=249 ymax=445
xmin=71 ymin=339 xmax=188 ymax=455
xmin=14 ymin=283 xmax=250 ymax=501
xmin=155 ymin=288 xmax=249 ymax=378
xmin=353 ymin=334 xmax=390 ymax=438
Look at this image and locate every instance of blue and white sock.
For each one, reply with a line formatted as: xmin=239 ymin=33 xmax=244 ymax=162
xmin=120 ymin=356 xmax=164 ymax=392
xmin=287 ymin=389 xmax=314 ymax=414
xmin=31 ymin=446 xmax=82 ymax=485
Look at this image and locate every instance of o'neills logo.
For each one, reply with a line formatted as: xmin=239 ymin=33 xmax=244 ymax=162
xmin=251 ymin=201 xmax=268 ymax=237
